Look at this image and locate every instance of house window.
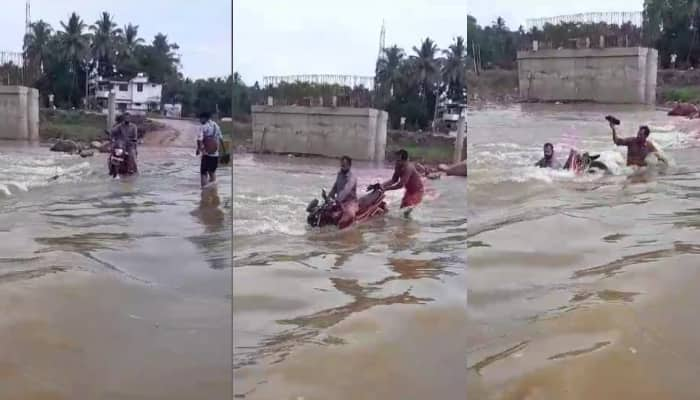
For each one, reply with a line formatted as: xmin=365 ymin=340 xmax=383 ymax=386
xmin=137 ymin=83 xmax=143 ymax=92
xmin=119 ymin=84 xmax=128 ymax=91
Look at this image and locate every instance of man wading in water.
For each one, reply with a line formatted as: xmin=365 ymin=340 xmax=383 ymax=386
xmin=608 ymin=117 xmax=667 ymax=167
xmin=196 ymin=112 xmax=223 ymax=188
xmin=535 ymin=142 xmax=562 ymax=169
xmin=382 ymin=149 xmax=424 ymax=217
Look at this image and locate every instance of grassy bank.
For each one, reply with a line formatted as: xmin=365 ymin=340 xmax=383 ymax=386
xmin=39 ymin=109 xmax=167 ymax=143
xmin=225 ymin=119 xmax=457 ymax=164
xmin=39 ymin=109 xmax=107 ymax=142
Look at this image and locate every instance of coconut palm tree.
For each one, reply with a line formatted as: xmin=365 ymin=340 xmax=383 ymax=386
xmin=58 ymin=12 xmax=90 ymax=106
xmin=375 ymin=45 xmax=405 ymax=106
xmin=90 ymin=12 xmax=122 ymax=77
xmin=411 ymin=37 xmax=441 ymax=98
xmin=116 ymin=23 xmax=145 ymax=76
xmin=442 ymin=36 xmax=468 ymax=102
xmin=23 ymin=20 xmax=53 ymax=85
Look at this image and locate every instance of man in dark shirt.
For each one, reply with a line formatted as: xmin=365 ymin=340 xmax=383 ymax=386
xmin=328 ymin=155 xmax=358 ymax=229
xmin=610 ymin=122 xmax=667 ymax=167
xmin=108 ymin=113 xmax=139 ymax=173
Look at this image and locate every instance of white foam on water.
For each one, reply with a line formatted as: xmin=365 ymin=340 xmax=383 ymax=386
xmin=0 ymin=151 xmax=94 ymax=197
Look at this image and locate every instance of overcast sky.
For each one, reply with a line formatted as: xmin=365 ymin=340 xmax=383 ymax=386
xmin=468 ymin=0 xmax=644 ymax=31
xmin=233 ymin=0 xmax=468 ymax=85
xmin=0 ymin=0 xmax=230 ymax=79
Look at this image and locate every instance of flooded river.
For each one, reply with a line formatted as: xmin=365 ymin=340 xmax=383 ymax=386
xmin=233 ymin=154 xmax=467 ymax=399
xmin=0 ymin=141 xmax=231 ymax=399
xmin=468 ymin=104 xmax=700 ymax=399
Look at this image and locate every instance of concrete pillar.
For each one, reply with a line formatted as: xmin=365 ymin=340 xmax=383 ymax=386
xmin=107 ymin=91 xmax=116 ymax=129
xmin=454 ymin=114 xmax=466 ymax=164
xmin=27 ymin=88 xmax=39 ymax=141
xmin=319 ymin=96 xmax=324 ymax=107
xmin=599 ymin=36 xmax=605 ymax=48
xmin=267 ymin=96 xmax=273 ymax=106
xmin=374 ymin=110 xmax=388 ymax=162
xmin=332 ymin=96 xmax=337 ymax=107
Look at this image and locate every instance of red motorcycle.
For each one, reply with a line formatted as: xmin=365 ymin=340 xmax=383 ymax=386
xmin=108 ymin=139 xmax=137 ymax=178
xmin=306 ymin=183 xmax=388 ymax=228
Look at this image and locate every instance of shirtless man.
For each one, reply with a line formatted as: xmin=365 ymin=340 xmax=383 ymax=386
xmin=610 ymin=122 xmax=667 ymax=167
xmin=382 ymin=149 xmax=424 ymax=216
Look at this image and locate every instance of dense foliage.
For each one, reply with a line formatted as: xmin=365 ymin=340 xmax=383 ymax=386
xmin=22 ymin=11 xmax=230 ymax=116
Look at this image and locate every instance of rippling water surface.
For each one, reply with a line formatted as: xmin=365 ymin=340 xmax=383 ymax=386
xmin=233 ymin=154 xmax=466 ymax=399
xmin=0 ymin=141 xmax=231 ymax=399
xmin=468 ymin=104 xmax=700 ymax=399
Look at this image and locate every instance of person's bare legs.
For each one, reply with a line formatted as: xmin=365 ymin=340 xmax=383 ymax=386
xmin=208 ymin=171 xmax=216 ymax=184
xmin=200 ymin=174 xmax=208 ymax=188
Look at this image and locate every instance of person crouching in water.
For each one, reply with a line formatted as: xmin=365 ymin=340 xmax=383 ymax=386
xmin=328 ymin=155 xmax=358 ymax=229
xmin=196 ymin=112 xmax=223 ymax=188
xmin=382 ymin=149 xmax=424 ymax=217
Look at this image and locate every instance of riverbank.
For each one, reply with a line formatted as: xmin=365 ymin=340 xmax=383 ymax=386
xmin=468 ymin=69 xmax=700 ymax=107
xmin=230 ymin=118 xmax=459 ymax=166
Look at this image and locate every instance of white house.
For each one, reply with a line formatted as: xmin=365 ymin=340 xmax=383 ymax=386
xmin=163 ymin=103 xmax=182 ymax=118
xmin=91 ymin=73 xmax=163 ymax=115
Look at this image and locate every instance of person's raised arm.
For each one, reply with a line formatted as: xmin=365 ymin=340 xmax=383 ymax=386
xmin=611 ymin=123 xmax=631 ymax=146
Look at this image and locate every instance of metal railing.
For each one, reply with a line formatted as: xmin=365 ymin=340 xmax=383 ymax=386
xmin=526 ymin=11 xmax=643 ymax=30
xmin=263 ymin=74 xmax=375 ymax=90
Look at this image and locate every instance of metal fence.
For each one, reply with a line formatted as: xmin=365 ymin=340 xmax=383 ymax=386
xmin=261 ymin=74 xmax=374 ymax=107
xmin=263 ymin=74 xmax=375 ymax=90
xmin=526 ymin=11 xmax=643 ymax=30
xmin=0 ymin=51 xmax=26 ymax=86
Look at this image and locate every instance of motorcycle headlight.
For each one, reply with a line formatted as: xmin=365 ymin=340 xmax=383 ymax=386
xmin=114 ymin=148 xmax=124 ymax=156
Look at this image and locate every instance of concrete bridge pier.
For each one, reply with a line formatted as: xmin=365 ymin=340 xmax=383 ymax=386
xmin=0 ymin=86 xmax=40 ymax=141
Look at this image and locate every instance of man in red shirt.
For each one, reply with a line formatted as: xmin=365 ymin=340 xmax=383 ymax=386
xmin=382 ymin=149 xmax=424 ymax=216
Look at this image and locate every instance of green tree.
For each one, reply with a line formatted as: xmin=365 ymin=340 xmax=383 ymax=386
xmin=58 ymin=12 xmax=90 ymax=107
xmin=442 ymin=36 xmax=468 ymax=102
xmin=23 ymin=20 xmax=53 ymax=85
xmin=90 ymin=12 xmax=121 ymax=78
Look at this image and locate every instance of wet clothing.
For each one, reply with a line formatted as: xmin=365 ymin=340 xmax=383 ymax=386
xmin=200 ymin=154 xmax=219 ymax=175
xmin=110 ymin=123 xmax=138 ymax=150
xmin=614 ymin=136 xmax=655 ymax=167
xmin=109 ymin=122 xmax=139 ymax=173
xmin=388 ymin=162 xmax=424 ymax=209
xmin=198 ymin=120 xmax=223 ymax=157
xmin=329 ymin=169 xmax=358 ymax=203
xmin=535 ymin=156 xmax=562 ymax=169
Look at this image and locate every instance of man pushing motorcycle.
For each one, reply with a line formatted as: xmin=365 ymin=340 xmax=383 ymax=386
xmin=381 ymin=149 xmax=424 ymax=217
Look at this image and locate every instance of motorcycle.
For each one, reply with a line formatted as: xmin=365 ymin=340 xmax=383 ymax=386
xmin=108 ymin=139 xmax=137 ymax=178
xmin=306 ymin=183 xmax=388 ymax=228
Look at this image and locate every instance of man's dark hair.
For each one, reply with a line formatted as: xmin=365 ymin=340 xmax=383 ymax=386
xmin=341 ymin=155 xmax=352 ymax=166
xmin=544 ymin=142 xmax=553 ymax=150
xmin=199 ymin=111 xmax=211 ymax=120
xmin=640 ymin=125 xmax=651 ymax=136
xmin=396 ymin=149 xmax=409 ymax=161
